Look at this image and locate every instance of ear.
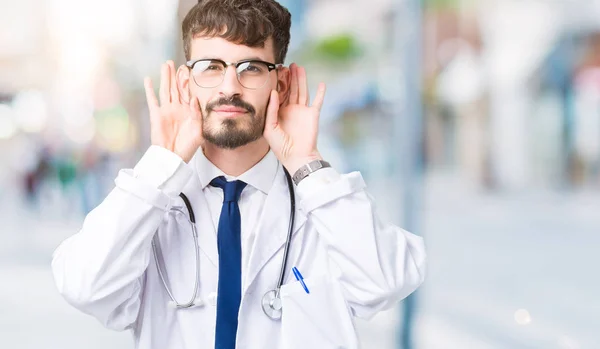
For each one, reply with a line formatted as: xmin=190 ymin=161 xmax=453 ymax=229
xmin=275 ymin=66 xmax=291 ymax=107
xmin=177 ymin=65 xmax=191 ymax=104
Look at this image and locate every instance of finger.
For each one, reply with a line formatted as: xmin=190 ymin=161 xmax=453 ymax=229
xmin=144 ymin=77 xmax=159 ymax=117
xmin=190 ymin=95 xmax=202 ymax=122
xmin=288 ymin=63 xmax=299 ymax=105
xmin=297 ymin=66 xmax=308 ymax=106
xmin=169 ymin=61 xmax=181 ymax=104
xmin=264 ymin=90 xmax=280 ymax=135
xmin=311 ymin=83 xmax=327 ymax=111
xmin=159 ymin=63 xmax=170 ymax=105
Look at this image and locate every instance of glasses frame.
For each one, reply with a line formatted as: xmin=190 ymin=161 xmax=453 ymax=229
xmin=186 ymin=58 xmax=283 ymax=90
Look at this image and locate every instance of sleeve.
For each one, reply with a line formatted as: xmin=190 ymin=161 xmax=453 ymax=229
xmin=51 ymin=146 xmax=193 ymax=330
xmin=296 ymin=169 xmax=426 ymax=319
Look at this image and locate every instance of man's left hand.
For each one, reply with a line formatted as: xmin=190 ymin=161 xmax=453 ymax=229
xmin=263 ymin=63 xmax=327 ymax=175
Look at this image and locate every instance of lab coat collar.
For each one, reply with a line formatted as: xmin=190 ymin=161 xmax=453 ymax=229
xmin=194 ymin=149 xmax=278 ymax=194
xmin=242 ymin=164 xmax=307 ymax=294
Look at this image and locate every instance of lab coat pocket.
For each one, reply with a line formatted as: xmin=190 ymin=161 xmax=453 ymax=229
xmin=280 ymin=275 xmax=358 ymax=349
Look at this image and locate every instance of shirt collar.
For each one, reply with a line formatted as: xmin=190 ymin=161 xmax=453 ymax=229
xmin=194 ymin=149 xmax=279 ymax=194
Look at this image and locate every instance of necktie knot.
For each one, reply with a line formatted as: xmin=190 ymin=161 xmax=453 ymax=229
xmin=210 ymin=176 xmax=247 ymax=203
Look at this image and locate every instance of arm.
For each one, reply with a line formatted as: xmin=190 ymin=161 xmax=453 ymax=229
xmin=52 ymin=60 xmax=204 ymax=330
xmin=262 ymin=63 xmax=425 ymax=318
xmin=51 ymin=146 xmax=192 ymax=330
xmin=296 ymin=168 xmax=426 ymax=319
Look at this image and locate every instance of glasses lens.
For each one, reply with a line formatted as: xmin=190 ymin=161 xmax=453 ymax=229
xmin=236 ymin=61 xmax=270 ymax=89
xmin=192 ymin=60 xmax=225 ymax=88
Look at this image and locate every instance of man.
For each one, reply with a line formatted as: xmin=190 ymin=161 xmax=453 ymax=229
xmin=51 ymin=1 xmax=426 ymax=348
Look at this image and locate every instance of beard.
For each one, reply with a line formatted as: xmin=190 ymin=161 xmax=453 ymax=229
xmin=202 ymin=96 xmax=266 ymax=149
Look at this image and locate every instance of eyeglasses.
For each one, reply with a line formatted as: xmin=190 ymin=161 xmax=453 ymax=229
xmin=186 ymin=59 xmax=282 ymax=90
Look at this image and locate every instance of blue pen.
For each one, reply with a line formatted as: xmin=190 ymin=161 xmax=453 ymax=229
xmin=292 ymin=267 xmax=310 ymax=294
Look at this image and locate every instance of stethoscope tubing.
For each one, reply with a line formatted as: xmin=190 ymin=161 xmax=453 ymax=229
xmin=152 ymin=168 xmax=296 ymax=314
xmin=152 ymin=193 xmax=200 ymax=309
xmin=274 ymin=168 xmax=295 ymax=298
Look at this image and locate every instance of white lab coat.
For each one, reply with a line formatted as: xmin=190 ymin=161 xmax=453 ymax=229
xmin=51 ymin=146 xmax=426 ymax=349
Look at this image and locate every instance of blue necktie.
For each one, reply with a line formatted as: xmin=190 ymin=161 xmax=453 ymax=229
xmin=210 ymin=176 xmax=247 ymax=349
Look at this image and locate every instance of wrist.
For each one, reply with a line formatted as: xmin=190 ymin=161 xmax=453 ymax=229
xmin=283 ymin=153 xmax=323 ymax=175
xmin=290 ymin=159 xmax=331 ymax=186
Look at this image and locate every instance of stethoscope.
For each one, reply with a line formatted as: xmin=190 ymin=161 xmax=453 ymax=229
xmin=151 ymin=168 xmax=295 ymax=320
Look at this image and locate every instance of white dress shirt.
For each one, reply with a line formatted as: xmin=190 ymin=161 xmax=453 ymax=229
xmin=196 ymin=150 xmax=277 ymax=277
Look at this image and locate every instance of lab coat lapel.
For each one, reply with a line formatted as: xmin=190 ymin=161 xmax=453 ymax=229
xmin=181 ymin=173 xmax=218 ymax=267
xmin=243 ymin=165 xmax=307 ymax=293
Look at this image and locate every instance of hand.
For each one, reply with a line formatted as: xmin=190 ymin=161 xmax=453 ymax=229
xmin=263 ymin=63 xmax=327 ymax=174
xmin=144 ymin=60 xmax=203 ymax=163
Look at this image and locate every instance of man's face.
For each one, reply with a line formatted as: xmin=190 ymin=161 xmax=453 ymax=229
xmin=182 ymin=37 xmax=282 ymax=149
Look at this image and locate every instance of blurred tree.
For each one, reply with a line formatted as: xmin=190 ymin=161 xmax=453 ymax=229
xmin=424 ymin=0 xmax=467 ymax=10
xmin=312 ymin=34 xmax=361 ymax=61
xmin=293 ymin=32 xmax=363 ymax=67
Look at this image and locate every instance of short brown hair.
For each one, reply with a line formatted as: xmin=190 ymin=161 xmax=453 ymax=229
xmin=182 ymin=0 xmax=292 ymax=64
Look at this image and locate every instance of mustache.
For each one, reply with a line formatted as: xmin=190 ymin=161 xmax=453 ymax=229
xmin=205 ymin=96 xmax=256 ymax=115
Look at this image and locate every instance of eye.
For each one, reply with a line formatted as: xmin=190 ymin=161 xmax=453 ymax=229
xmin=246 ymin=63 xmax=264 ymax=73
xmin=238 ymin=61 xmax=266 ymax=74
xmin=206 ymin=63 xmax=224 ymax=71
xmin=192 ymin=60 xmax=225 ymax=74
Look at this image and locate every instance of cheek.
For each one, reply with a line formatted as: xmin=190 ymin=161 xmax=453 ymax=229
xmin=191 ymin=88 xmax=214 ymax=111
xmin=254 ymin=91 xmax=272 ymax=111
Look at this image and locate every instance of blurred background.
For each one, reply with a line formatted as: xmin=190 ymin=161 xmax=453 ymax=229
xmin=1 ymin=0 xmax=599 ymax=348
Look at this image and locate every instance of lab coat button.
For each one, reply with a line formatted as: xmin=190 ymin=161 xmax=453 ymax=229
xmin=208 ymin=292 xmax=218 ymax=306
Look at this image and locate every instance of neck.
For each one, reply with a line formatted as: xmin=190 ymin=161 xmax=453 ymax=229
xmin=203 ymin=138 xmax=270 ymax=177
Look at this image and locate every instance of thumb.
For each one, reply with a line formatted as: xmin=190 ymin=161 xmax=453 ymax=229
xmin=264 ymin=90 xmax=280 ymax=137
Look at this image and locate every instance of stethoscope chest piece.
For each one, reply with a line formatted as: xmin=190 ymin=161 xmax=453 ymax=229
xmin=261 ymin=289 xmax=283 ymax=320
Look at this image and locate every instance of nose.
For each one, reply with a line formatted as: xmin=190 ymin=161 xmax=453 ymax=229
xmin=218 ymin=65 xmax=243 ymax=98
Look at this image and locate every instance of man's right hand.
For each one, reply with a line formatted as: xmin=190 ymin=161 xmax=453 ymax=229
xmin=144 ymin=60 xmax=204 ymax=163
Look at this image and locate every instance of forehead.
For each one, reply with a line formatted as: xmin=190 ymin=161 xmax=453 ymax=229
xmin=190 ymin=36 xmax=275 ymax=62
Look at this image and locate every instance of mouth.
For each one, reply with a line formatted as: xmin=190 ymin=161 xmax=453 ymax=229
xmin=213 ymin=105 xmax=248 ymax=117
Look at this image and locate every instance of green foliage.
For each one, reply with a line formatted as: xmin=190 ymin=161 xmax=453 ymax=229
xmin=424 ymin=0 xmax=462 ymax=10
xmin=310 ymin=33 xmax=362 ymax=62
